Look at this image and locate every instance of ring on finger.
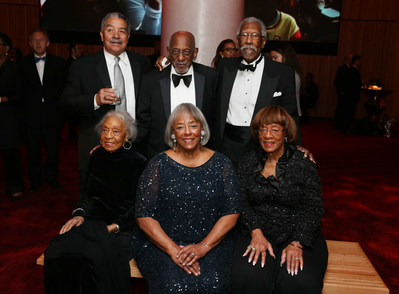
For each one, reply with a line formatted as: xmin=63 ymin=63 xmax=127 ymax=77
xmin=295 ymin=257 xmax=300 ymax=260
xmin=191 ymin=252 xmax=195 ymax=256
xmin=251 ymin=247 xmax=256 ymax=251
xmin=247 ymin=245 xmax=252 ymax=249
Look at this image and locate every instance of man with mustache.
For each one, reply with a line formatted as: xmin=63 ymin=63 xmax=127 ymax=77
xmin=215 ymin=17 xmax=300 ymax=168
xmin=135 ymin=31 xmax=218 ymax=158
xmin=61 ymin=12 xmax=150 ymax=188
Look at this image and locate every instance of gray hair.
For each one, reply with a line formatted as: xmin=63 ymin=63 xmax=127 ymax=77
xmin=236 ymin=17 xmax=267 ymax=38
xmin=164 ymin=103 xmax=210 ymax=149
xmin=95 ymin=110 xmax=137 ymax=141
xmin=101 ymin=12 xmax=131 ymax=34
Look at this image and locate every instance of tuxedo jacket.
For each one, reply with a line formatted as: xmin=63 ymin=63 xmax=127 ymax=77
xmin=17 ymin=53 xmax=66 ymax=127
xmin=215 ymin=56 xmax=300 ymax=158
xmin=61 ymin=49 xmax=150 ymax=171
xmin=136 ymin=63 xmax=218 ymax=158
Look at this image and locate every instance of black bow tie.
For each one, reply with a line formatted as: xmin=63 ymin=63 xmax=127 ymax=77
xmin=172 ymin=74 xmax=192 ymax=88
xmin=238 ymin=55 xmax=263 ymax=72
xmin=35 ymin=56 xmax=46 ymax=63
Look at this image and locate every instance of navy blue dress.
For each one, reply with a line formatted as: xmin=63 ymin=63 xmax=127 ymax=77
xmin=135 ymin=152 xmax=240 ymax=294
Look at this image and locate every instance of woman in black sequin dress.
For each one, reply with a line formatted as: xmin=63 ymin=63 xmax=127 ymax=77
xmin=135 ymin=103 xmax=240 ymax=294
xmin=44 ymin=111 xmax=147 ymax=294
xmin=231 ymin=105 xmax=328 ymax=294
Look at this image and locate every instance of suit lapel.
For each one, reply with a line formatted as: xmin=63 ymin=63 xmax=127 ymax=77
xmin=252 ymin=58 xmax=279 ymax=119
xmin=127 ymin=52 xmax=141 ymax=98
xmin=28 ymin=55 xmax=42 ymax=86
xmin=160 ymin=66 xmax=171 ymax=117
xmin=96 ymin=51 xmax=112 ymax=87
xmin=219 ymin=63 xmax=238 ymax=137
xmin=193 ymin=63 xmax=205 ymax=110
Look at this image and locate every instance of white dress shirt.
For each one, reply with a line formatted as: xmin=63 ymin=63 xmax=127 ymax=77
xmin=170 ymin=65 xmax=196 ymax=113
xmin=34 ymin=53 xmax=46 ymax=85
xmin=94 ymin=50 xmax=136 ymax=118
xmin=227 ymin=55 xmax=264 ymax=126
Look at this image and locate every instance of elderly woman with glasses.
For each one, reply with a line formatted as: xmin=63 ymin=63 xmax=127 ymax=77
xmin=135 ymin=103 xmax=240 ymax=294
xmin=231 ymin=105 xmax=328 ymax=294
xmin=44 ymin=111 xmax=147 ymax=294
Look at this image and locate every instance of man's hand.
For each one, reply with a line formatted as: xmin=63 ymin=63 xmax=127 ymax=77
xmin=95 ymin=88 xmax=117 ymax=106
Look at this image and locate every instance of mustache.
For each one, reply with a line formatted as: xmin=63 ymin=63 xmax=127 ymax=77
xmin=109 ymin=39 xmax=123 ymax=45
xmin=240 ymin=45 xmax=257 ymax=51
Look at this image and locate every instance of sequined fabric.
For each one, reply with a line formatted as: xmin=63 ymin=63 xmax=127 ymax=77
xmin=135 ymin=152 xmax=240 ymax=294
xmin=237 ymin=144 xmax=324 ymax=248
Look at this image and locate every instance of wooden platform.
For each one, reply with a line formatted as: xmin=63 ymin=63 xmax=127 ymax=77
xmin=36 ymin=254 xmax=143 ymax=278
xmin=36 ymin=240 xmax=389 ymax=292
xmin=323 ymin=240 xmax=389 ymax=294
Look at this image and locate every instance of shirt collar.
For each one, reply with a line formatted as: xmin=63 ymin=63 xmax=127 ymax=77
xmin=242 ymin=54 xmax=263 ymax=66
xmin=103 ymin=49 xmax=128 ymax=66
xmin=34 ymin=53 xmax=47 ymax=59
xmin=170 ymin=64 xmax=194 ymax=76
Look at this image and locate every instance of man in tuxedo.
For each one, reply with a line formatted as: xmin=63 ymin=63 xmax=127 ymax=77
xmin=17 ymin=28 xmax=66 ymax=192
xmin=215 ymin=17 xmax=299 ymax=167
xmin=136 ymin=31 xmax=218 ymax=158
xmin=61 ymin=12 xmax=150 ymax=188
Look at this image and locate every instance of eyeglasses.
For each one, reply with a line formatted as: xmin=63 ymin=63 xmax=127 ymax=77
xmin=170 ymin=49 xmax=193 ymax=57
xmin=222 ymin=48 xmax=238 ymax=52
xmin=258 ymin=127 xmax=283 ymax=136
xmin=238 ymin=32 xmax=263 ymax=40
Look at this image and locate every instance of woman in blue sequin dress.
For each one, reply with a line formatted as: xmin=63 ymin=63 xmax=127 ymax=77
xmin=135 ymin=103 xmax=240 ymax=294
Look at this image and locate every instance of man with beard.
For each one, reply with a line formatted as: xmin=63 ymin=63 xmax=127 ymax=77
xmin=135 ymin=31 xmax=218 ymax=158
xmin=61 ymin=12 xmax=150 ymax=188
xmin=215 ymin=17 xmax=299 ymax=168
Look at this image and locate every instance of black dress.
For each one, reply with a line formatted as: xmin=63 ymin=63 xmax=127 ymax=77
xmin=231 ymin=144 xmax=328 ymax=294
xmin=135 ymin=152 xmax=241 ymax=294
xmin=44 ymin=147 xmax=147 ymax=294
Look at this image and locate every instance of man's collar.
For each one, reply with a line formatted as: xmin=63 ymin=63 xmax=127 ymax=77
xmin=34 ymin=53 xmax=47 ymax=58
xmin=103 ymin=49 xmax=128 ymax=64
xmin=170 ymin=64 xmax=194 ymax=76
xmin=242 ymin=54 xmax=263 ymax=66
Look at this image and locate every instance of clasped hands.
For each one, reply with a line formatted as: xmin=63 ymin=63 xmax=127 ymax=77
xmin=246 ymin=230 xmax=303 ymax=276
xmin=170 ymin=243 xmax=209 ymax=277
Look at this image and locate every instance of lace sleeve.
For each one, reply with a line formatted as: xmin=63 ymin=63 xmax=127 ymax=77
xmin=135 ymin=156 xmax=161 ymax=219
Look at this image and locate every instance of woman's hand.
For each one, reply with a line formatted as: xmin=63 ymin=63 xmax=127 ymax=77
xmin=176 ymin=243 xmax=209 ymax=267
xmin=280 ymin=242 xmax=303 ymax=276
xmin=169 ymin=246 xmax=201 ymax=276
xmin=244 ymin=229 xmax=275 ymax=267
xmin=59 ymin=216 xmax=84 ymax=234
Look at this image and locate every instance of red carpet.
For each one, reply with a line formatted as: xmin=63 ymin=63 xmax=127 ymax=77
xmin=0 ymin=120 xmax=398 ymax=293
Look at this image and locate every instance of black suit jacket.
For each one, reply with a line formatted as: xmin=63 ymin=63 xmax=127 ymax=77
xmin=136 ymin=63 xmax=218 ymax=158
xmin=61 ymin=49 xmax=150 ymax=172
xmin=215 ymin=56 xmax=299 ymax=164
xmin=17 ymin=53 xmax=66 ymax=128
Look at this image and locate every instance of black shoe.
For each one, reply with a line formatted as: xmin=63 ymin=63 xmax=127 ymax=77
xmin=29 ymin=183 xmax=42 ymax=193
xmin=47 ymin=180 xmax=63 ymax=190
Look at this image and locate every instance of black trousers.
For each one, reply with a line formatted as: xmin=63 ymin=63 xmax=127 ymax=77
xmin=231 ymin=233 xmax=328 ymax=294
xmin=1 ymin=148 xmax=24 ymax=194
xmin=26 ymin=125 xmax=60 ymax=185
